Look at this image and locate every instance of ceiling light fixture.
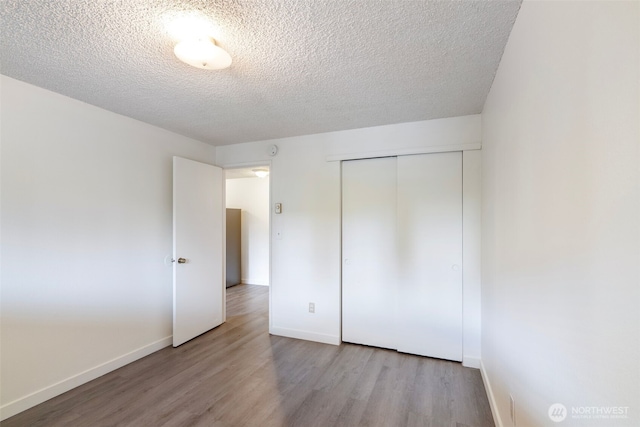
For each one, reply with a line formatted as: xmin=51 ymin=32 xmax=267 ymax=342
xmin=174 ymin=37 xmax=231 ymax=70
xmin=253 ymin=169 xmax=269 ymax=178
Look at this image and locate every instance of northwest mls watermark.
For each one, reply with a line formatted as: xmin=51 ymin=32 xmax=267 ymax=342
xmin=548 ymin=403 xmax=630 ymax=423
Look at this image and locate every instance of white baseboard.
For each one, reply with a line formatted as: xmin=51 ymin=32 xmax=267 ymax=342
xmin=463 ymin=356 xmax=481 ymax=369
xmin=0 ymin=336 xmax=172 ymax=421
xmin=480 ymin=359 xmax=504 ymax=427
xmin=270 ymin=326 xmax=340 ymax=346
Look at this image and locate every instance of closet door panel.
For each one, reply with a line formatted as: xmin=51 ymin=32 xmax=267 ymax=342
xmin=342 ymin=157 xmax=397 ymax=349
xmin=396 ymin=152 xmax=463 ymax=361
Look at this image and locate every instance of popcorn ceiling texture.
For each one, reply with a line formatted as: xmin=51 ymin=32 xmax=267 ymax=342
xmin=0 ymin=0 xmax=521 ymax=145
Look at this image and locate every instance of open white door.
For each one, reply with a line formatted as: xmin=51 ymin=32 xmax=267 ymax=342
xmin=173 ymin=156 xmax=225 ymax=347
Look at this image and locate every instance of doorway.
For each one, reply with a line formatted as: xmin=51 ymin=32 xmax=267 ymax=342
xmin=224 ymin=166 xmax=271 ymax=317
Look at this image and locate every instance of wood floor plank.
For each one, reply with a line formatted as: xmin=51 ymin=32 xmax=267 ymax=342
xmin=2 ymin=284 xmax=494 ymax=427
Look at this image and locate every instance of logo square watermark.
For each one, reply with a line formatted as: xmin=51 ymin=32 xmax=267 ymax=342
xmin=548 ymin=403 xmax=629 ymax=423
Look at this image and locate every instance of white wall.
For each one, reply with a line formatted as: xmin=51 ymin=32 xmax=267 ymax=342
xmin=0 ymin=76 xmax=216 ymax=419
xmin=481 ymin=2 xmax=639 ymax=427
xmin=216 ymin=115 xmax=483 ymax=363
xmin=226 ymin=176 xmax=270 ymax=286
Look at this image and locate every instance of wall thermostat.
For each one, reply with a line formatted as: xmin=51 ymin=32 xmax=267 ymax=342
xmin=268 ymin=145 xmax=278 ymax=156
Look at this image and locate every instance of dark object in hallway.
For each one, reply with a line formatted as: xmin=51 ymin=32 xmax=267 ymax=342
xmin=226 ymin=207 xmax=241 ymax=288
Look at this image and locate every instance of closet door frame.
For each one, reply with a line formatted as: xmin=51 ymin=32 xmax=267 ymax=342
xmin=340 ymin=152 xmax=464 ymax=362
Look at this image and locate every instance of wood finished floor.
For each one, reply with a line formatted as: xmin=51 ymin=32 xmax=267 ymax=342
xmin=2 ymin=284 xmax=494 ymax=427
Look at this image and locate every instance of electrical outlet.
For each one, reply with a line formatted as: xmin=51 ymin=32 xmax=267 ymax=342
xmin=510 ymin=395 xmax=516 ymax=426
xmin=309 ymin=302 xmax=315 ymax=313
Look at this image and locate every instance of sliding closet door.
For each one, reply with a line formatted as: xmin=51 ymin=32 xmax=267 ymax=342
xmin=396 ymin=152 xmax=462 ymax=361
xmin=342 ymin=157 xmax=397 ymax=349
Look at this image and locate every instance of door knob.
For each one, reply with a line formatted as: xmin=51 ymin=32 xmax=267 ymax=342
xmin=174 ymin=257 xmax=187 ymax=264
xmin=452 ymin=264 xmax=460 ymax=271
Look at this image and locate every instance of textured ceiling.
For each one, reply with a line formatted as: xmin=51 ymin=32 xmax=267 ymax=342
xmin=0 ymin=0 xmax=521 ymax=146
xmin=225 ymin=166 xmax=268 ymax=180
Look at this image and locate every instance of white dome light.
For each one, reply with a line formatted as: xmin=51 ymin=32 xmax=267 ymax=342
xmin=174 ymin=38 xmax=231 ymax=70
xmin=253 ymin=169 xmax=269 ymax=178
